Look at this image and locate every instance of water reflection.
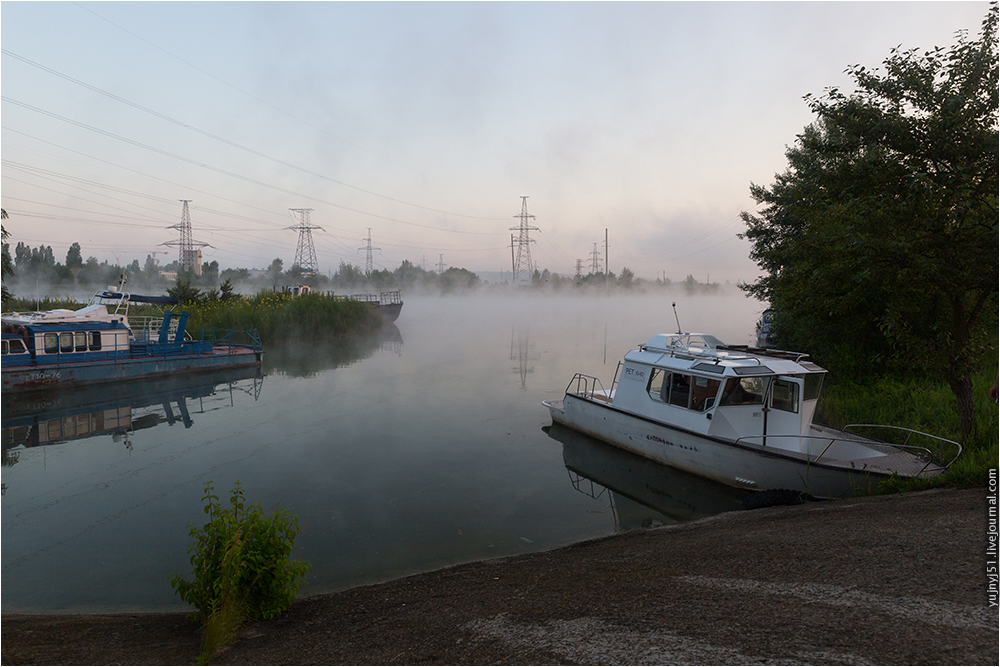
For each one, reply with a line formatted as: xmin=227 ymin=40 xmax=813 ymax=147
xmin=510 ymin=322 xmax=536 ymax=390
xmin=545 ymin=423 xmax=749 ymax=530
xmin=2 ymin=366 xmax=263 ymax=479
xmin=264 ymin=324 xmax=403 ymax=377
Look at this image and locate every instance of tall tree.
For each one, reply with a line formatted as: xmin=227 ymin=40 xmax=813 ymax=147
xmin=741 ymin=5 xmax=998 ymax=439
xmin=66 ymin=242 xmax=83 ymax=267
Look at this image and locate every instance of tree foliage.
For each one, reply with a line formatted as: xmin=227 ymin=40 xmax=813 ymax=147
xmin=740 ymin=4 xmax=998 ymax=439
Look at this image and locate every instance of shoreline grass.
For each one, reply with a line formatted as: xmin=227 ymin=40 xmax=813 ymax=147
xmin=815 ymin=371 xmax=998 ymax=491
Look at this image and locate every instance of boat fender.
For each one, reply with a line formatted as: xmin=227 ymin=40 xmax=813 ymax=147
xmin=742 ymin=488 xmax=813 ymax=511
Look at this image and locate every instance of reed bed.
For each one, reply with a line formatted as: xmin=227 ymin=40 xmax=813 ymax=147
xmin=182 ymin=291 xmax=383 ymax=343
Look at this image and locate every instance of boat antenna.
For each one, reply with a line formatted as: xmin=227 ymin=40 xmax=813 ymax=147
xmin=672 ymin=302 xmax=682 ymax=334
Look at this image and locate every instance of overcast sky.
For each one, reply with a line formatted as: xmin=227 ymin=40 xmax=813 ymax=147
xmin=1 ymin=1 xmax=990 ymax=281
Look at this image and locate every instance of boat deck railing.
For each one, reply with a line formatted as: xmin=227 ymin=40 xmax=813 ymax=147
xmin=565 ymin=373 xmax=612 ymax=403
xmin=200 ymin=327 xmax=263 ymax=353
xmin=843 ymin=424 xmax=963 ymax=469
xmin=130 ymin=315 xmax=189 ymax=343
xmin=735 ymin=425 xmax=961 ymax=477
xmin=326 ymin=292 xmax=403 ymax=305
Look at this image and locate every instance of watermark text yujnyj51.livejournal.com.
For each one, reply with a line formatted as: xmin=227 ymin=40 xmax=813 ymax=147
xmin=987 ymin=468 xmax=998 ymax=608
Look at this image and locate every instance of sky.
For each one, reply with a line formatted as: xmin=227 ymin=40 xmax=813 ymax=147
xmin=0 ymin=1 xmax=991 ymax=282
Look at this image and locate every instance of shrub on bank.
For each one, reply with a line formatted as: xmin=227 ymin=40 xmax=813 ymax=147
xmin=170 ymin=481 xmax=309 ymax=664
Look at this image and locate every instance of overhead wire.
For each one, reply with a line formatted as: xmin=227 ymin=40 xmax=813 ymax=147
xmin=2 ymin=49 xmax=511 ymax=223
xmin=70 ymin=1 xmax=509 ymax=199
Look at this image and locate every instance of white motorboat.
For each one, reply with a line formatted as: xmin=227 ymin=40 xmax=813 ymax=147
xmin=543 ymin=332 xmax=961 ymax=498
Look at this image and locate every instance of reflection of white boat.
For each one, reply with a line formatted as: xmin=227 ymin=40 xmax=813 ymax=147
xmin=547 ymin=423 xmax=747 ymax=529
xmin=543 ymin=332 xmax=961 ymax=498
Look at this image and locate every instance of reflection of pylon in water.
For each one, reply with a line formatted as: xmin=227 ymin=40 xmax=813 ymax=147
xmin=509 ymin=196 xmax=539 ymax=286
xmin=510 ymin=323 xmax=537 ymax=390
xmin=287 ymin=209 xmax=322 ymax=275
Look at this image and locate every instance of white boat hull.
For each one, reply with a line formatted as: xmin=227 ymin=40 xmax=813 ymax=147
xmin=545 ymin=395 xmax=891 ymax=499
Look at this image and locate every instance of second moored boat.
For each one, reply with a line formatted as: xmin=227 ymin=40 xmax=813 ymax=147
xmin=543 ymin=330 xmax=960 ymax=499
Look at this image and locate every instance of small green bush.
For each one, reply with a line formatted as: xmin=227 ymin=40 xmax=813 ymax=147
xmin=171 ymin=482 xmax=309 ymax=661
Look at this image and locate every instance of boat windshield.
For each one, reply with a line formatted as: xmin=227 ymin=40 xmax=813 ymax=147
xmin=719 ymin=377 xmax=767 ymax=406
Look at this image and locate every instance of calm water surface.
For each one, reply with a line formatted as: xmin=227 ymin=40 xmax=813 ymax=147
xmin=2 ymin=293 xmax=760 ymax=612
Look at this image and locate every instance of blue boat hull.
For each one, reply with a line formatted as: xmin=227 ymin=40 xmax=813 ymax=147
xmin=2 ymin=347 xmax=262 ymax=393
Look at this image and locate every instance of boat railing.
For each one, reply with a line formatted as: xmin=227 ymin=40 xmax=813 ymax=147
xmin=844 ymin=424 xmax=963 ymax=469
xmin=734 ymin=427 xmax=958 ymax=476
xmin=610 ymin=361 xmax=623 ymax=398
xmin=130 ymin=315 xmax=189 ymax=343
xmin=379 ymin=291 xmax=402 ymax=305
xmin=201 ymin=327 xmax=263 ymax=353
xmin=349 ymin=294 xmax=380 ymax=304
xmin=566 ymin=373 xmax=611 ymax=402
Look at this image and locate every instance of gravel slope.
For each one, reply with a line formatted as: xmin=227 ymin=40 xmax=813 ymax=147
xmin=2 ymin=487 xmax=996 ymax=665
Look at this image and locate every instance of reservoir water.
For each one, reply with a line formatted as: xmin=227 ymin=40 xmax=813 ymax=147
xmin=2 ymin=292 xmax=762 ymax=612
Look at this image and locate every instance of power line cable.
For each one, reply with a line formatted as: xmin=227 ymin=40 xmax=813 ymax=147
xmin=2 ymin=96 xmax=506 ymax=236
xmin=2 ymin=48 xmax=509 ymax=221
xmin=69 ymin=2 xmax=509 ymax=199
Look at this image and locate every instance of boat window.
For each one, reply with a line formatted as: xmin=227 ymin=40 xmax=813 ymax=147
xmin=91 ymin=331 xmax=102 ymax=351
xmin=692 ymin=362 xmax=725 ymax=374
xmin=648 ymin=370 xmax=720 ymax=412
xmin=60 ymin=332 xmax=74 ymax=353
xmin=771 ymin=379 xmax=799 ymax=413
xmin=668 ymin=374 xmax=690 ymax=408
xmin=720 ymin=377 xmax=766 ymax=406
xmin=75 ymin=331 xmax=89 ymax=352
xmin=804 ymin=373 xmax=824 ymax=401
xmin=7 ymin=338 xmax=27 ymax=354
xmin=647 ymin=368 xmax=670 ymax=403
xmin=1 ymin=340 xmax=5 ymax=355
xmin=691 ymin=376 xmax=722 ymax=412
xmin=44 ymin=332 xmax=59 ymax=353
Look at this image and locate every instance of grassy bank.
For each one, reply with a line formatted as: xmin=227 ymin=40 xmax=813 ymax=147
xmin=815 ymin=371 xmax=998 ymax=491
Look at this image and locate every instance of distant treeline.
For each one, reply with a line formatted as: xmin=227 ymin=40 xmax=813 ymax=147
xmin=1 ymin=232 xmax=725 ymax=305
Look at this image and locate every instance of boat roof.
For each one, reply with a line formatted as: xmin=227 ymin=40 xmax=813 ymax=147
xmin=624 ymin=332 xmax=826 ymax=377
xmin=2 ymin=304 xmax=123 ymax=326
xmin=94 ymin=291 xmax=178 ymax=306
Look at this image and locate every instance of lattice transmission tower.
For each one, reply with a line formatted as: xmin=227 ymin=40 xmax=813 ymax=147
xmin=287 ymin=209 xmax=322 ymax=275
xmin=359 ymin=228 xmax=381 ymax=275
xmin=590 ymin=243 xmax=602 ymax=274
xmin=509 ymin=196 xmax=539 ymax=286
xmin=162 ymin=200 xmax=210 ymax=275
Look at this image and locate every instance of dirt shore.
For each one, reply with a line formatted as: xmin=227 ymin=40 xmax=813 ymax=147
xmin=3 ymin=486 xmax=997 ymax=665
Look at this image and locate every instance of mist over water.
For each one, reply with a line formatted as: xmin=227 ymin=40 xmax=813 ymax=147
xmin=1 ymin=291 xmax=762 ymax=612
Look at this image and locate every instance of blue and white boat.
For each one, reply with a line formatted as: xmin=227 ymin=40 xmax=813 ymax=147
xmin=1 ymin=287 xmax=262 ymax=393
xmin=544 ymin=331 xmax=962 ymax=498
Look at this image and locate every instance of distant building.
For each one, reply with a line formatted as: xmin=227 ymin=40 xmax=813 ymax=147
xmin=181 ymin=249 xmax=203 ymax=276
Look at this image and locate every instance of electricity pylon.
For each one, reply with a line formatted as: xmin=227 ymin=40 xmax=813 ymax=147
xmin=287 ymin=209 xmax=322 ymax=275
xmin=163 ymin=200 xmax=209 ymax=275
xmin=359 ymin=228 xmax=381 ymax=275
xmin=590 ymin=243 xmax=602 ymax=274
xmin=509 ymin=196 xmax=539 ymax=286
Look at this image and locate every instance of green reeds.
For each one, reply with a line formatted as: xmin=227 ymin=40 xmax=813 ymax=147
xmin=182 ymin=291 xmax=382 ymax=343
